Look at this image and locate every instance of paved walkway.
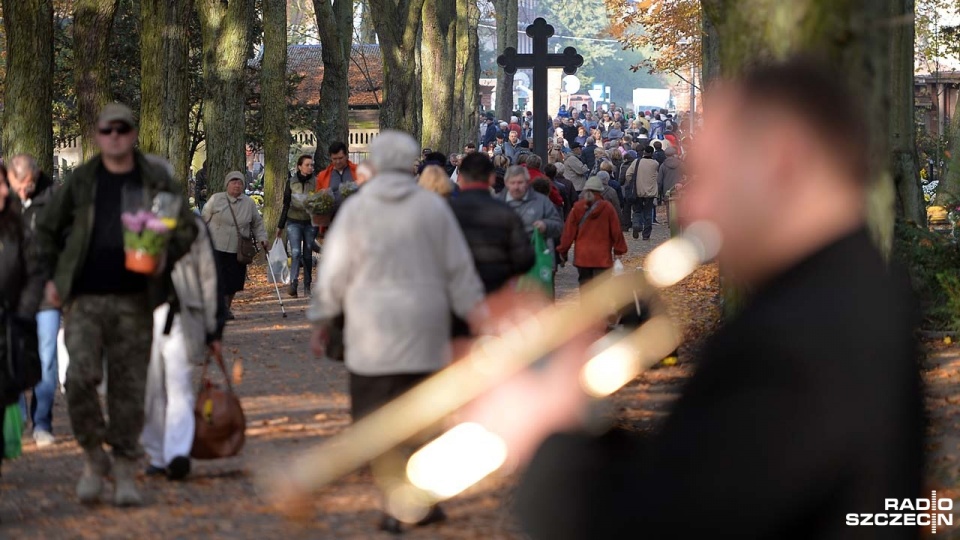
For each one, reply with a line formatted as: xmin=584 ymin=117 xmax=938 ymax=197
xmin=0 ymin=207 xmax=676 ymax=539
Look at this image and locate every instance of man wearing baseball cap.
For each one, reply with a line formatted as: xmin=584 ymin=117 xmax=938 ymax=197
xmin=36 ymin=102 xmax=197 ymax=507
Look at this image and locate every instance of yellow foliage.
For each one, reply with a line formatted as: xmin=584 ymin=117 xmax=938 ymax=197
xmin=605 ymin=0 xmax=701 ymax=74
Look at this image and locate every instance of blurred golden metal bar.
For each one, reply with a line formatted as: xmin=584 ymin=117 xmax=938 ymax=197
xmin=262 ymin=224 xmax=720 ymax=513
xmin=263 ymin=270 xmax=657 ymax=510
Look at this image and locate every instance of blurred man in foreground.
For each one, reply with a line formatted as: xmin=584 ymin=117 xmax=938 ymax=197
xmin=470 ymin=58 xmax=922 ymax=538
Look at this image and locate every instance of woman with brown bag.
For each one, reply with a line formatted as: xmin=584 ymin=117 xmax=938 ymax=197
xmin=202 ymin=171 xmax=268 ymax=320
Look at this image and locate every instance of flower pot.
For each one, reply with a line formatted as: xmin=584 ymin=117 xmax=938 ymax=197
xmin=125 ymin=249 xmax=158 ymax=275
xmin=312 ymin=214 xmax=332 ymax=228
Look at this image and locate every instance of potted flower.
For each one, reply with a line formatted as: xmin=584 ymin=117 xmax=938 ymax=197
xmin=306 ymin=189 xmax=336 ymax=227
xmin=121 ymin=210 xmax=174 ymax=274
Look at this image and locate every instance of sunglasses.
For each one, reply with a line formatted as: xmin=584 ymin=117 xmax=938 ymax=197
xmin=97 ymin=124 xmax=133 ymax=136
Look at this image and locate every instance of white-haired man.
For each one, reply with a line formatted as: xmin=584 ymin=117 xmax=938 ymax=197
xmin=309 ymin=130 xmax=485 ymax=534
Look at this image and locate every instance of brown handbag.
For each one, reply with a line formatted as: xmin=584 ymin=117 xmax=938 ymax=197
xmin=191 ymin=351 xmax=246 ymax=460
xmin=225 ymin=197 xmax=257 ymax=265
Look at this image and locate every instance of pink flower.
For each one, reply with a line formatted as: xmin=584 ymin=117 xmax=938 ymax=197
xmin=121 ymin=212 xmax=145 ymax=233
xmin=145 ymin=218 xmax=170 ymax=234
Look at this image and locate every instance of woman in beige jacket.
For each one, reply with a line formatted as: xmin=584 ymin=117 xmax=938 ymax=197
xmin=201 ymin=171 xmax=268 ymax=319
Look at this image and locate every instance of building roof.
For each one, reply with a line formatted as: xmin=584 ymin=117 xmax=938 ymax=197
xmin=287 ymin=44 xmax=383 ymax=108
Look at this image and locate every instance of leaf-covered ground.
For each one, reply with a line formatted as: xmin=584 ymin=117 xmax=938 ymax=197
xmin=2 ymin=206 xmax=951 ymax=538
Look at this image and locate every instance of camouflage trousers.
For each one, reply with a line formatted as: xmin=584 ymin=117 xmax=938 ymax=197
xmin=64 ymin=293 xmax=153 ymax=459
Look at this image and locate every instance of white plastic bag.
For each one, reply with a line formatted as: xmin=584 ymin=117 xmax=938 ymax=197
xmin=613 ymin=259 xmax=625 ymax=276
xmin=267 ymin=238 xmax=291 ymax=285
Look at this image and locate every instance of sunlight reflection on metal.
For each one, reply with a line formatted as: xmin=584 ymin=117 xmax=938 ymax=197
xmin=581 ymin=334 xmax=639 ymax=398
xmin=406 ymin=423 xmax=508 ymax=499
xmin=645 ymin=221 xmax=722 ymax=288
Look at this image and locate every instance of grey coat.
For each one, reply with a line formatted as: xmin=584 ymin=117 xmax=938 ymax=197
xmin=170 ymin=216 xmax=222 ymax=363
xmin=658 ymin=156 xmax=683 ymax=194
xmin=308 ymin=171 xmax=484 ymax=376
xmin=497 ymin=189 xmax=564 ymax=241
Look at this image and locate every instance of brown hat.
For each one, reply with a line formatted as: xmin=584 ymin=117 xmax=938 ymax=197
xmin=97 ymin=103 xmax=136 ymax=128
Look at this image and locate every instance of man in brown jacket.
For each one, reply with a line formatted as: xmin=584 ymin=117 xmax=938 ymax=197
xmin=624 ymin=146 xmax=659 ymax=240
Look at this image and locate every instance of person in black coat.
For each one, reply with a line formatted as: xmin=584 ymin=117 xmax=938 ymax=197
xmin=0 ymin=165 xmax=44 ymax=469
xmin=465 ymin=58 xmax=923 ymax=540
xmin=449 ymin=153 xmax=535 ymax=294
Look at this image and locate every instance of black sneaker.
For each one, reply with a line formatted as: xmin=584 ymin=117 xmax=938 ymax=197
xmin=304 ymin=283 xmax=312 ymax=297
xmin=416 ymin=505 xmax=447 ymax=527
xmin=166 ymin=456 xmax=191 ymax=481
xmin=378 ymin=514 xmax=403 ymax=535
xmin=632 ymin=229 xmax=639 ymax=239
xmin=288 ymin=284 xmax=298 ymax=298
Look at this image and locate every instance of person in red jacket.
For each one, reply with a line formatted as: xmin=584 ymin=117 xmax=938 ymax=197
xmin=526 ymin=154 xmax=564 ymax=209
xmin=558 ymin=176 xmax=628 ymax=287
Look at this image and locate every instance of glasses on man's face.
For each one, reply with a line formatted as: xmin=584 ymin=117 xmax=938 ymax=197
xmin=97 ymin=124 xmax=133 ymax=136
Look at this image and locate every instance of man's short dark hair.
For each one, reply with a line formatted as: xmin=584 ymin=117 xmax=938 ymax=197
xmin=736 ymin=57 xmax=869 ymax=181
xmin=531 ymin=177 xmax=552 ymax=196
xmin=464 ymin=143 xmax=476 ymax=150
xmin=543 ymin=163 xmax=558 ymax=180
xmin=458 ymin=152 xmax=495 ymax=184
xmin=653 ymin=141 xmax=663 ymax=150
xmin=297 ymin=154 xmax=312 ymax=167
xmin=526 ymin=154 xmax=542 ymax=170
xmin=644 ymin=146 xmax=655 ymax=156
xmin=424 ymin=151 xmax=447 ymax=164
xmin=329 ymin=141 xmax=348 ymax=156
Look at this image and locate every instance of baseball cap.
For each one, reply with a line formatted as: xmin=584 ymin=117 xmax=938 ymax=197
xmin=97 ymin=103 xmax=136 ymax=128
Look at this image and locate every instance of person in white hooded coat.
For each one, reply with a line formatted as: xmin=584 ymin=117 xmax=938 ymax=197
xmin=140 ymin=156 xmax=224 ymax=481
xmin=308 ymin=130 xmax=485 ymax=532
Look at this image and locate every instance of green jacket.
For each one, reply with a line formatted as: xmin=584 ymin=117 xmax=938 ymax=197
xmin=36 ymin=151 xmax=198 ymax=307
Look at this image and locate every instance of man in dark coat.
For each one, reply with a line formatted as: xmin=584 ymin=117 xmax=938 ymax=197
xmin=450 ymin=153 xmax=534 ymax=294
xmin=8 ymin=155 xmax=59 ymax=447
xmin=466 ymin=58 xmax=923 ymax=540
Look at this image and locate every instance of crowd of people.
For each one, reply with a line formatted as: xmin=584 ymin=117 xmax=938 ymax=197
xmin=0 ymin=56 xmax=926 ymax=540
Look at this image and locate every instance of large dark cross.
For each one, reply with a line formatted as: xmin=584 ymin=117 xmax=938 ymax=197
xmin=498 ymin=17 xmax=584 ymax=161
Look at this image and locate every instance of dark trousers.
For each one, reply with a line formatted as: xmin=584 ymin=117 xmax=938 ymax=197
xmin=631 ymin=197 xmax=655 ymax=239
xmin=577 ymin=267 xmax=605 ymax=288
xmin=350 ymin=372 xmax=433 ymax=503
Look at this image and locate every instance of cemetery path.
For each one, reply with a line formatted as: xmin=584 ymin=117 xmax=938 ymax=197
xmin=0 ymin=207 xmax=723 ymax=539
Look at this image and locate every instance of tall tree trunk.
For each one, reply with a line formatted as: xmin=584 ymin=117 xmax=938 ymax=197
xmin=421 ymin=0 xmax=457 ymax=154
xmin=700 ymin=1 xmax=722 ymax=84
xmin=262 ymin=0 xmax=288 ymax=233
xmin=368 ymin=0 xmax=426 ymax=139
xmin=139 ymin=0 xmax=194 ymax=193
xmin=358 ymin=0 xmax=377 ymax=44
xmin=313 ymin=0 xmax=351 ymax=169
xmin=888 ymin=0 xmax=924 ymax=226
xmin=2 ymin=0 xmax=54 ymax=173
xmin=455 ymin=0 xmax=481 ymax=149
xmin=198 ymin=0 xmax=254 ymax=192
xmin=493 ymin=0 xmax=517 ymax=122
xmin=73 ymin=0 xmax=119 ymax=162
xmin=701 ymin=0 xmax=915 ymax=255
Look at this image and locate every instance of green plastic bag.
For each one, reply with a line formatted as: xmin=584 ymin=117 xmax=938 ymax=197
xmin=518 ymin=230 xmax=555 ymax=297
xmin=4 ymin=403 xmax=23 ymax=459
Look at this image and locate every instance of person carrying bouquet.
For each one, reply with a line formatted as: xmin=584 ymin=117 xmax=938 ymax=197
xmin=35 ymin=103 xmax=197 ymax=507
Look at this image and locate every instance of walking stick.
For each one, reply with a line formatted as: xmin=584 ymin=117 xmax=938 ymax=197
xmin=266 ymin=246 xmax=288 ymax=319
